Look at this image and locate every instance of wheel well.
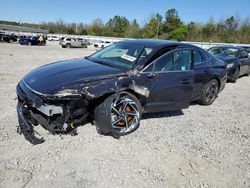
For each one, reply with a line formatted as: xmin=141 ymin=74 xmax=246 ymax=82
xmin=123 ymin=89 xmax=145 ymax=104
xmin=90 ymin=89 xmax=145 ymax=109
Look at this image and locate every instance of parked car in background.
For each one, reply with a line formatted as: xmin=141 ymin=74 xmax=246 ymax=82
xmin=208 ymin=46 xmax=250 ymax=82
xmin=2 ymin=34 xmax=18 ymax=43
xmin=94 ymin=40 xmax=112 ymax=48
xmin=16 ymin=39 xmax=227 ymax=144
xmin=77 ymin=38 xmax=90 ymax=45
xmin=0 ymin=32 xmax=4 ymax=41
xmin=60 ymin=37 xmax=88 ymax=48
xmin=48 ymin=35 xmax=60 ymax=41
xmin=240 ymin=46 xmax=250 ymax=56
xmin=19 ymin=36 xmax=40 ymax=45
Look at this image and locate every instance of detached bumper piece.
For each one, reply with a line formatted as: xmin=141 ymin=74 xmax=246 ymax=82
xmin=17 ymin=102 xmax=44 ymax=145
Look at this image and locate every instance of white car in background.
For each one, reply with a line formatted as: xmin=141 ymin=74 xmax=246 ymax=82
xmin=94 ymin=40 xmax=112 ymax=48
xmin=48 ymin=35 xmax=60 ymax=41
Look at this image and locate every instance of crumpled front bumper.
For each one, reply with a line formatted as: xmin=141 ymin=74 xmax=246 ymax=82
xmin=17 ymin=101 xmax=45 ymax=145
xmin=16 ymin=82 xmax=88 ymax=145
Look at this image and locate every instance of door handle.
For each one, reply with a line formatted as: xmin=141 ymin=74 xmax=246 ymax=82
xmin=180 ymin=79 xmax=190 ymax=84
xmin=204 ymin=70 xmax=209 ymax=74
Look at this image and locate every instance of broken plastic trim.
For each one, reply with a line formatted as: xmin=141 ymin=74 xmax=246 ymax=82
xmin=17 ymin=102 xmax=44 ymax=145
xmin=129 ymin=81 xmax=150 ymax=97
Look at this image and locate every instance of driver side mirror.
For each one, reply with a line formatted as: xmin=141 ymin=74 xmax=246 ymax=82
xmin=147 ymin=72 xmax=157 ymax=78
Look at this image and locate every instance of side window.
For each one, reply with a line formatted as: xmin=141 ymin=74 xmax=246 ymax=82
xmin=143 ymin=63 xmax=154 ymax=72
xmin=143 ymin=49 xmax=192 ymax=72
xmin=193 ymin=50 xmax=202 ymax=64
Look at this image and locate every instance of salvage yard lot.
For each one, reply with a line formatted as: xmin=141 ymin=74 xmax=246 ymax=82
xmin=0 ymin=42 xmax=249 ymax=188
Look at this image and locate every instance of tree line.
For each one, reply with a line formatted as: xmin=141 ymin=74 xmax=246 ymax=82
xmin=1 ymin=8 xmax=250 ymax=43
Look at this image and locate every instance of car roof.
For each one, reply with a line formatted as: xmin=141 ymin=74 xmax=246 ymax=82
xmin=239 ymin=46 xmax=250 ymax=48
xmin=119 ymin=39 xmax=182 ymax=48
xmin=209 ymin=45 xmax=244 ymax=50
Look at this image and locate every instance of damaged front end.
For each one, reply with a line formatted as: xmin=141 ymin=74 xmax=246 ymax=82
xmin=16 ymin=70 xmax=150 ymax=145
xmin=16 ymin=81 xmax=90 ymax=145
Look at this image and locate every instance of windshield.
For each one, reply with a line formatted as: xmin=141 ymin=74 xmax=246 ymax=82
xmin=88 ymin=42 xmax=153 ymax=70
xmin=208 ymin=47 xmax=238 ymax=58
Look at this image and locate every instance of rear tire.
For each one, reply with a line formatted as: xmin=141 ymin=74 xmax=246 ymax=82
xmin=197 ymin=79 xmax=219 ymax=105
xmin=94 ymin=92 xmax=142 ymax=138
xmin=66 ymin=43 xmax=71 ymax=48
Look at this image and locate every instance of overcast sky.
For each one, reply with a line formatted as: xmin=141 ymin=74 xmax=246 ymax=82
xmin=0 ymin=0 xmax=250 ymax=25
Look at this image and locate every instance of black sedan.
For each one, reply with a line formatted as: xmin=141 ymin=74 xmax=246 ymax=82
xmin=208 ymin=46 xmax=250 ymax=82
xmin=16 ymin=40 xmax=227 ymax=144
xmin=2 ymin=34 xmax=18 ymax=43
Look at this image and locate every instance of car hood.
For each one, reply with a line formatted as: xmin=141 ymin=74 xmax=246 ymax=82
xmin=216 ymin=56 xmax=238 ymax=64
xmin=22 ymin=58 xmax=124 ymax=94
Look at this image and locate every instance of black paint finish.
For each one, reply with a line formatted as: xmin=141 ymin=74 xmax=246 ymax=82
xmin=16 ymin=39 xmax=227 ymax=144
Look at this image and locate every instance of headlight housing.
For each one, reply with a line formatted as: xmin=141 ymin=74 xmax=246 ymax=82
xmin=55 ymin=89 xmax=81 ymax=97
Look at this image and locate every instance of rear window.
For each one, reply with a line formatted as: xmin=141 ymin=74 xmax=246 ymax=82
xmin=200 ymin=50 xmax=211 ymax=61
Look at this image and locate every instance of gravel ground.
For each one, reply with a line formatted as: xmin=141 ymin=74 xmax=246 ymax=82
xmin=0 ymin=42 xmax=249 ymax=188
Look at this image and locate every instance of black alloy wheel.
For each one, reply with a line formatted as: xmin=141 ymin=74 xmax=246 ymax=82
xmin=198 ymin=79 xmax=219 ymax=105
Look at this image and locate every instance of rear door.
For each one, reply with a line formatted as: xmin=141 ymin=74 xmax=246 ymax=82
xmin=139 ymin=49 xmax=195 ymax=112
xmin=71 ymin=38 xmax=78 ymax=47
xmin=191 ymin=49 xmax=211 ymax=100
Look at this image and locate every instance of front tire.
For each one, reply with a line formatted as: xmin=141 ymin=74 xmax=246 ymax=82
xmin=94 ymin=92 xmax=142 ymax=138
xmin=197 ymin=79 xmax=219 ymax=105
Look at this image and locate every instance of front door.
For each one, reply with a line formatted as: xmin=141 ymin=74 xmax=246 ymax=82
xmin=139 ymin=49 xmax=195 ymax=112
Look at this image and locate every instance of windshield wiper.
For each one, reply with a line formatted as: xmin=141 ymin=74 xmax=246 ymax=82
xmin=91 ymin=58 xmax=118 ymax=68
xmin=89 ymin=58 xmax=111 ymax=67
